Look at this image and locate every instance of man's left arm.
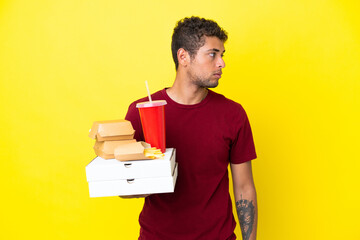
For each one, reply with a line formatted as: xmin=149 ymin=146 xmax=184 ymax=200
xmin=231 ymin=161 xmax=257 ymax=240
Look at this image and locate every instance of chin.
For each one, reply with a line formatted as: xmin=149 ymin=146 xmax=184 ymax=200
xmin=206 ymin=83 xmax=219 ymax=88
xmin=193 ymin=78 xmax=219 ymax=88
xmin=205 ymin=80 xmax=219 ymax=88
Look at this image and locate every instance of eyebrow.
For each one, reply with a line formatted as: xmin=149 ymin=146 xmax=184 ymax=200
xmin=206 ymin=48 xmax=226 ymax=53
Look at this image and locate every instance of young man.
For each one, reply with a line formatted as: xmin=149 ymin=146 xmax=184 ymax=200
xmin=125 ymin=16 xmax=257 ymax=240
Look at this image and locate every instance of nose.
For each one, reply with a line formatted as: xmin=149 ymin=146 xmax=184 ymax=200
xmin=217 ymin=56 xmax=225 ymax=68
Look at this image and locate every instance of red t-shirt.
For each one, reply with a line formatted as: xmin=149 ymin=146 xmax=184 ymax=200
xmin=125 ymin=89 xmax=257 ymax=240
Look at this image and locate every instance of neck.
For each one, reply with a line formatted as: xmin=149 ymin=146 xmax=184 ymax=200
xmin=166 ymin=72 xmax=208 ymax=105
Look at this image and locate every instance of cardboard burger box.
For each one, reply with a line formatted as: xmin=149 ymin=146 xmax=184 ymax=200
xmin=89 ymin=119 xmax=135 ymax=141
xmin=93 ymin=139 xmax=136 ymax=159
xmin=85 ymin=148 xmax=177 ymax=197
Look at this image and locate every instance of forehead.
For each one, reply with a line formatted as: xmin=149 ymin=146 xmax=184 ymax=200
xmin=199 ymin=36 xmax=225 ymax=52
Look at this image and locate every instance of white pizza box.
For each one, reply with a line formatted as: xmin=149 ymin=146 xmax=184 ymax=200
xmin=88 ymin=163 xmax=178 ymax=197
xmin=86 ymin=148 xmax=176 ymax=182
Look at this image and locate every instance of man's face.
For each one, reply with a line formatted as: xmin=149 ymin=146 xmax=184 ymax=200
xmin=186 ymin=36 xmax=225 ymax=88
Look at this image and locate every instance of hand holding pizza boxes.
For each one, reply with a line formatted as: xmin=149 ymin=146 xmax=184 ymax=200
xmin=85 ymin=118 xmax=177 ymax=198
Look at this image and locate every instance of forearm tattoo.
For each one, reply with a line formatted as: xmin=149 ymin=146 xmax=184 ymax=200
xmin=236 ymin=195 xmax=255 ymax=240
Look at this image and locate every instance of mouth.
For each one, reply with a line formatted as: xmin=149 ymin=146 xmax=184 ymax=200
xmin=213 ymin=72 xmax=222 ymax=78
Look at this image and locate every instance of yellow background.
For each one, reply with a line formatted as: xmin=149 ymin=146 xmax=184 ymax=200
xmin=1 ymin=0 xmax=359 ymax=239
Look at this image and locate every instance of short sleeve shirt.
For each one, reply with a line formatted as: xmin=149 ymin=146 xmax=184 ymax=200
xmin=125 ymin=88 xmax=257 ymax=240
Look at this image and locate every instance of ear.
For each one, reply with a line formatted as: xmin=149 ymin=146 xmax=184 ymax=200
xmin=177 ymin=48 xmax=190 ymax=68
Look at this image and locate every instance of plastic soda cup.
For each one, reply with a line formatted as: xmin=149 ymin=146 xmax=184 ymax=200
xmin=136 ymin=100 xmax=167 ymax=153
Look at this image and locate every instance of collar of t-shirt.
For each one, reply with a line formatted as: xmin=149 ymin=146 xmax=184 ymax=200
xmin=161 ymin=88 xmax=214 ymax=109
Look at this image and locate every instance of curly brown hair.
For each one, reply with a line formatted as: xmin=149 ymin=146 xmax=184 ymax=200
xmin=171 ymin=16 xmax=228 ymax=70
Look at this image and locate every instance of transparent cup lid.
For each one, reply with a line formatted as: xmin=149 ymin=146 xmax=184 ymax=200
xmin=136 ymin=100 xmax=167 ymax=108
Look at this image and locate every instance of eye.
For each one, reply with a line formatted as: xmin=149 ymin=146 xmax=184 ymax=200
xmin=209 ymin=52 xmax=216 ymax=57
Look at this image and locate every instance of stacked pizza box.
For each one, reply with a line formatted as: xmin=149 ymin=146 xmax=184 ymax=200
xmin=85 ymin=119 xmax=178 ymax=198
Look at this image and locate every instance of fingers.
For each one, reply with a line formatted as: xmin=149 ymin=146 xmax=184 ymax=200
xmin=119 ymin=194 xmax=150 ymax=199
